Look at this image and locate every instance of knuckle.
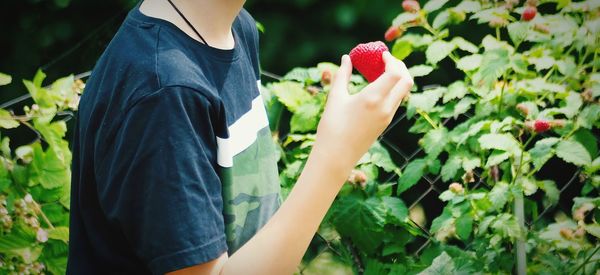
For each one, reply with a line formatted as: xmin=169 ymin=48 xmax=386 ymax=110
xmin=363 ymin=96 xmax=380 ymax=109
xmin=405 ymin=77 xmax=415 ymax=88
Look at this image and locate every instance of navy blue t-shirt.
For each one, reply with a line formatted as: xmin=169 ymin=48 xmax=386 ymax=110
xmin=68 ymin=4 xmax=281 ymax=274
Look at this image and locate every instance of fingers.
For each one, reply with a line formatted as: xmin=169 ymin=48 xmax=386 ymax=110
xmin=330 ymin=55 xmax=353 ymax=99
xmin=384 ymin=75 xmax=413 ymax=113
xmin=361 ymin=51 xmax=413 ymax=110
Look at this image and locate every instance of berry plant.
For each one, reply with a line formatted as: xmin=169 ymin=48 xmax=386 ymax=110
xmin=0 ymin=71 xmax=80 ymax=274
xmin=263 ymin=0 xmax=600 ymax=273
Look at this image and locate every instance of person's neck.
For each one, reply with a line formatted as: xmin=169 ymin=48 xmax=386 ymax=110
xmin=140 ymin=0 xmax=245 ymax=49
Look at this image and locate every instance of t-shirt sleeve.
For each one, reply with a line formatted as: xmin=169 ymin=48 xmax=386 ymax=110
xmin=99 ymin=86 xmax=227 ymax=274
xmin=238 ymin=9 xmax=261 ymax=80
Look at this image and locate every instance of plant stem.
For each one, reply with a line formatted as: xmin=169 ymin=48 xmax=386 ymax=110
xmin=514 ymin=191 xmax=527 ymax=275
xmin=497 ymin=74 xmax=507 ymax=114
xmin=569 ymin=245 xmax=600 ymax=275
xmin=344 ymin=239 xmax=364 ymax=274
xmin=417 ymin=110 xmax=438 ymax=129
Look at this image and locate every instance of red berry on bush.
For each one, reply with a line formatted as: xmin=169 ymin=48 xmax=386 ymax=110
xmin=534 ymin=119 xmax=551 ymax=133
xmin=402 ymin=0 xmax=420 ymax=13
xmin=384 ymin=26 xmax=403 ymax=42
xmin=349 ymin=41 xmax=389 ymax=82
xmin=522 ymin=6 xmax=537 ymax=21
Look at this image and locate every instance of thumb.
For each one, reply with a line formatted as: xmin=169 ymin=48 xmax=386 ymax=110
xmin=330 ymin=55 xmax=352 ymax=97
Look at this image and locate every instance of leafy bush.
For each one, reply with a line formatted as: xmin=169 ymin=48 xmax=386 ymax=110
xmin=262 ymin=0 xmax=600 ymax=273
xmin=0 ymin=71 xmax=80 ymax=274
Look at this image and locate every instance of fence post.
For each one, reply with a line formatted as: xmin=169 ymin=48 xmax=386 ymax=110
xmin=514 ymin=191 xmax=527 ymax=275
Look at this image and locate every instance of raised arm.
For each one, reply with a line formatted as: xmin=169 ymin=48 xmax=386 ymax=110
xmin=169 ymin=52 xmax=413 ymax=275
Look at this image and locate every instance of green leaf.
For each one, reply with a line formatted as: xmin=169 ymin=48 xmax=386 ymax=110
xmin=491 ymin=213 xmax=521 ymax=239
xmin=452 ymin=97 xmax=476 ymax=119
xmin=507 ymin=22 xmax=528 ymax=45
xmin=454 ymin=1 xmax=481 ymax=13
xmin=456 ymin=54 xmax=482 ymax=72
xmin=392 ymin=40 xmax=413 ymax=60
xmin=451 ymin=37 xmax=478 ymax=53
xmin=0 ymin=72 xmax=12 ymax=86
xmin=290 ymin=102 xmax=320 ymax=133
xmin=430 ymin=207 xmax=453 ymax=233
xmin=398 ymin=159 xmax=427 ymax=193
xmin=269 ymin=81 xmax=313 ymax=112
xmin=472 ymin=48 xmax=510 ymax=87
xmin=408 ymin=65 xmax=434 ymax=77
xmin=538 ymin=180 xmax=559 ymax=206
xmin=423 ymin=0 xmax=449 ymax=13
xmin=33 ymin=70 xmax=46 ymax=87
xmin=382 ymin=197 xmax=408 ymax=224
xmin=368 ymin=141 xmax=397 ymax=172
xmin=455 ymin=214 xmax=473 ymax=240
xmin=557 ymin=56 xmax=577 ymax=76
xmin=441 ymin=153 xmax=462 ymax=181
xmin=443 ymin=81 xmax=468 ymax=103
xmin=571 ymin=129 xmax=598 ymax=158
xmin=519 ymin=177 xmax=538 ymax=196
xmin=426 ymin=40 xmax=455 ymax=65
xmin=407 ymin=87 xmax=445 ymax=118
xmin=577 ymin=104 xmax=600 ymax=129
xmin=332 ymin=196 xmax=386 ymax=253
xmin=486 ymin=150 xmax=510 ymax=167
xmin=478 ymin=133 xmax=521 ymax=155
xmin=45 ymin=256 xmax=68 ymax=275
xmin=0 ymin=109 xmax=20 ymax=129
xmin=529 ymin=137 xmax=560 ymax=171
xmin=418 ymin=252 xmax=455 ymax=275
xmin=421 ymin=128 xmax=448 ymax=159
xmin=559 ymin=91 xmax=583 ymax=119
xmin=539 ymin=220 xmax=582 ymax=251
xmin=392 ymin=12 xmax=419 ymax=26
xmin=433 ymin=10 xmax=450 ymax=29
xmin=556 ymin=140 xmax=592 ymax=166
xmin=255 ymin=21 xmax=265 ymax=33
xmin=0 ymin=227 xmax=41 ymax=263
xmin=584 ymin=223 xmax=600 ymax=238
xmin=529 ymin=56 xmax=556 ymax=72
xmin=29 ymin=141 xmax=70 ymax=189
xmin=48 ymin=227 xmax=69 ymax=243
xmin=488 ymin=182 xmax=510 ymax=210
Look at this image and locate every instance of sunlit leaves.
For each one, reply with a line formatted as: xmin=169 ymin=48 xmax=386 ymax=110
xmin=472 ymin=48 xmax=510 ymax=87
xmin=409 ymin=65 xmax=434 ymax=78
xmin=426 ymin=40 xmax=456 ymax=65
xmin=556 ymin=140 xmax=592 ymax=166
xmin=0 ymin=73 xmax=11 ymax=86
xmin=398 ymin=159 xmax=427 ymax=194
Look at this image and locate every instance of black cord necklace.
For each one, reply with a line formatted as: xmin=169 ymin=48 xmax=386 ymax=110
xmin=165 ymin=0 xmax=209 ymax=46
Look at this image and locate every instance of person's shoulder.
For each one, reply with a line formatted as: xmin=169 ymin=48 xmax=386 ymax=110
xmin=235 ymin=8 xmax=259 ymax=42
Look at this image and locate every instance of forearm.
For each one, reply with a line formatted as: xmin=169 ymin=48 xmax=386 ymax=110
xmin=221 ymin=142 xmax=353 ymax=274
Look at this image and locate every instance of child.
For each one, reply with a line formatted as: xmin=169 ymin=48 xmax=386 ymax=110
xmin=67 ymin=0 xmax=413 ymax=274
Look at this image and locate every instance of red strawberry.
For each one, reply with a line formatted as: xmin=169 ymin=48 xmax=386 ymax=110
xmin=522 ymin=6 xmax=537 ymax=21
xmin=349 ymin=41 xmax=389 ymax=82
xmin=384 ymin=26 xmax=403 ymax=42
xmin=402 ymin=0 xmax=420 ymax=13
xmin=534 ymin=119 xmax=551 ymax=133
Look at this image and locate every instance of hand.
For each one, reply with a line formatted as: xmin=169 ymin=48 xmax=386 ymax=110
xmin=313 ymin=51 xmax=413 ymax=175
